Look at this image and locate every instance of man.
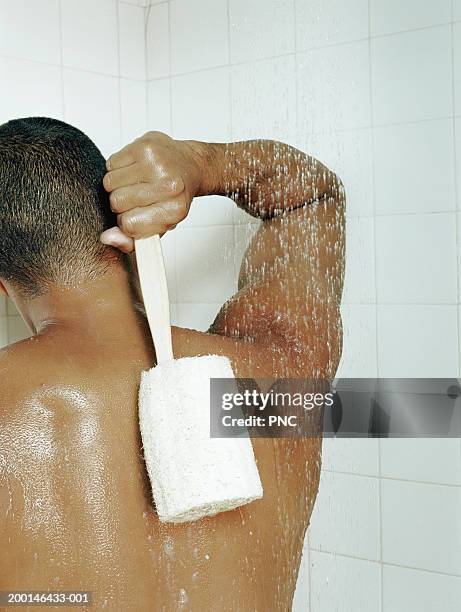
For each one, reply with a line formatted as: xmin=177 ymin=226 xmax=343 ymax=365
xmin=0 ymin=118 xmax=344 ymax=610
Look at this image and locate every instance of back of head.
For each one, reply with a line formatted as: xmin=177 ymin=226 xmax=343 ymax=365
xmin=0 ymin=117 xmax=119 ymax=296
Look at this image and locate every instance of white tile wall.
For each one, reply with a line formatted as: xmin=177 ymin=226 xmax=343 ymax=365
xmin=457 ymin=212 xmax=461 ymax=294
xmin=453 ymin=23 xmax=461 ymax=116
xmin=146 ymin=2 xmax=170 ymax=79
xmin=380 ymin=438 xmax=461 ymax=485
xmin=0 ymin=315 xmax=7 ymax=348
xmin=63 ymin=68 xmax=121 ymax=157
xmin=176 ymin=302 xmax=221 ymax=331
xmin=342 ymin=217 xmax=376 ymax=304
xmin=171 ymin=67 xmax=231 ymax=141
xmin=309 ymin=471 xmax=381 ymax=560
xmin=383 ymin=564 xmax=461 ymax=612
xmin=292 ymin=547 xmax=310 ymax=612
xmin=6 ymin=299 xmax=18 ymax=316
xmin=371 ymin=26 xmax=453 ymax=125
xmin=7 ymin=316 xmax=30 ymax=344
xmin=381 ymin=479 xmax=461 ymax=574
xmin=373 ymin=119 xmax=456 ymax=215
xmin=375 ymin=213 xmax=457 ymax=304
xmin=322 ymin=436 xmax=380 ymax=477
xmin=459 ymin=304 xmax=461 ymax=373
xmin=120 ymin=79 xmax=147 ymax=143
xmin=169 ymin=0 xmax=228 ymax=74
xmin=183 ymin=195 xmax=235 ymax=229
xmin=298 ymin=40 xmax=371 ymax=133
xmin=456 ymin=119 xmax=461 ymax=210
xmin=159 ymin=229 xmax=177 ymax=302
xmin=147 ymin=78 xmax=171 ymax=133
xmin=377 ymin=305 xmax=459 ymax=377
xmin=310 ymin=551 xmax=381 ymax=612
xmin=231 ymin=55 xmax=296 ymax=142
xmin=229 ymin=0 xmax=295 ymax=63
xmin=119 ymin=1 xmax=146 ymax=80
xmin=61 ymin=0 xmax=119 ymax=75
xmin=337 ymin=304 xmax=378 ymax=377
xmin=0 ymin=0 xmax=61 ymax=64
xmin=296 ymin=0 xmax=369 ymax=50
xmin=0 ymin=58 xmax=63 ymax=124
xmin=370 ymin=0 xmax=451 ymax=36
xmin=175 ymin=225 xmax=236 ymax=303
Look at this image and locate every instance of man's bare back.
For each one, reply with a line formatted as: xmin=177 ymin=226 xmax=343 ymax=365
xmin=0 ymin=126 xmax=344 ymax=611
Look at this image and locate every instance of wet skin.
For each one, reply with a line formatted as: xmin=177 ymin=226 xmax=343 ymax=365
xmin=0 ymin=137 xmax=344 ymax=611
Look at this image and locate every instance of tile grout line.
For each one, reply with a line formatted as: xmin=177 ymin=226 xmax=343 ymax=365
xmin=152 ymin=21 xmax=457 ymax=79
xmin=322 ymin=467 xmax=461 ymax=488
xmin=226 ymin=0 xmax=237 ymax=234
xmin=143 ymin=4 xmax=150 ymax=134
xmin=145 ymin=71 xmax=460 ymax=133
xmin=308 ymin=548 xmax=461 ymax=579
xmin=452 ymin=0 xmax=461 ymax=497
xmin=147 ymin=21 xmax=455 ymax=79
xmin=227 ymin=0 xmax=233 ymax=141
xmin=165 ymin=0 xmax=179 ymax=304
xmin=0 ymin=51 xmax=146 ymax=81
xmin=367 ymin=1 xmax=384 ymax=609
xmin=116 ymin=0 xmax=123 ymax=150
xmin=1 ymin=21 xmax=457 ymax=86
xmin=291 ymin=0 xmax=313 ymax=607
xmin=58 ymin=0 xmax=65 ymax=120
xmin=450 ymin=2 xmax=461 ymax=379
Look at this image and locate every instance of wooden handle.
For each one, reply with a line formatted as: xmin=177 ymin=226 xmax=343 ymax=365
xmin=135 ymin=235 xmax=173 ymax=364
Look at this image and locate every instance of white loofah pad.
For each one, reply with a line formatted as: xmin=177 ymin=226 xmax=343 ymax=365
xmin=139 ymin=355 xmax=263 ymax=523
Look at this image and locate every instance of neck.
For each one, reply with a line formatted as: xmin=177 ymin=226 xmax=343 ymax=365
xmin=6 ymin=266 xmax=144 ymax=338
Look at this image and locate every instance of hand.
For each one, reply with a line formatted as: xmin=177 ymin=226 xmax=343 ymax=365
xmin=101 ymin=131 xmax=203 ymax=253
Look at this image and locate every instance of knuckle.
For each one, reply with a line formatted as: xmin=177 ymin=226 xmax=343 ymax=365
xmin=173 ymin=198 xmax=188 ymax=220
xmin=143 ymin=185 xmax=155 ymax=201
xmin=169 ymin=176 xmax=184 ymax=194
xmin=119 ymin=213 xmax=136 ymax=237
xmin=145 ymin=130 xmax=163 ymax=141
xmin=109 ymin=191 xmax=123 ymax=212
xmin=139 ymin=140 xmax=155 ymax=163
xmin=140 ymin=140 xmax=152 ymax=156
xmin=165 ymin=207 xmax=183 ymax=230
xmin=103 ymin=173 xmax=111 ymax=191
xmin=132 ymin=139 xmax=151 ymax=163
xmin=138 ymin=131 xmax=167 ymax=161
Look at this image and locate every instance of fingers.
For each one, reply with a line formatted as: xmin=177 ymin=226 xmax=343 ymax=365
xmin=106 ymin=131 xmax=169 ymax=170
xmin=118 ymin=199 xmax=187 ymax=239
xmin=103 ymin=163 xmax=150 ymax=193
xmin=100 ymin=227 xmax=135 ymax=253
xmin=104 ymin=162 xmax=185 ymax=196
xmin=108 ymin=182 xmax=180 ymax=214
xmin=106 ymin=143 xmax=137 ymax=171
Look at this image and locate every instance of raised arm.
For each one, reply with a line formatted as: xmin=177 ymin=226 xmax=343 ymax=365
xmin=199 ymin=140 xmax=345 ymax=378
xmin=102 ymin=133 xmax=345 ymax=379
xmin=197 ymin=139 xmax=342 ymax=217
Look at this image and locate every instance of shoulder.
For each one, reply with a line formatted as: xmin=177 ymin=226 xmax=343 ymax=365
xmin=0 ymin=336 xmax=76 ymax=418
xmin=0 ymin=337 xmax=39 ymax=402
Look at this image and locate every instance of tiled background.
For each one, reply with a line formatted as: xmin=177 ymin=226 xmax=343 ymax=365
xmin=0 ymin=1 xmax=460 ymax=610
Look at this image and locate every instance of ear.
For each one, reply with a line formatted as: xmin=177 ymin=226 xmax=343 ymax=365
xmin=0 ymin=281 xmax=7 ymax=297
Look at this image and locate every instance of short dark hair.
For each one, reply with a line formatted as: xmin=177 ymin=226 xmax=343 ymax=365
xmin=0 ymin=116 xmax=119 ymax=296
